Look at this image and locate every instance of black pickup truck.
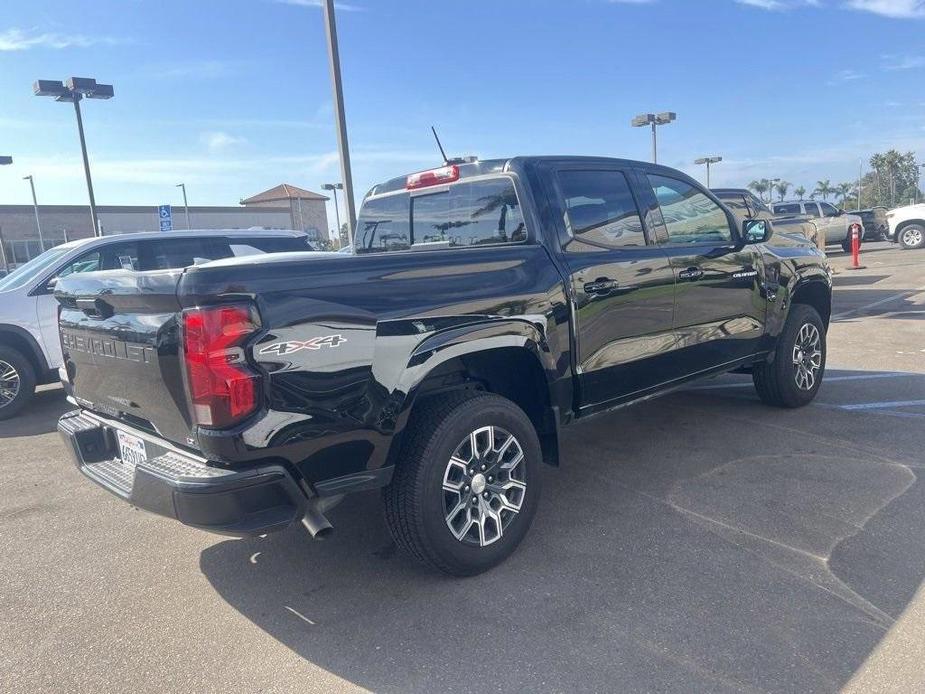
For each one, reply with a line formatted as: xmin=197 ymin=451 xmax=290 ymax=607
xmin=56 ymin=156 xmax=832 ymax=576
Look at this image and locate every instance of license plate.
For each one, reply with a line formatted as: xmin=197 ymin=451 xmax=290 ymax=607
xmin=116 ymin=430 xmax=147 ymax=468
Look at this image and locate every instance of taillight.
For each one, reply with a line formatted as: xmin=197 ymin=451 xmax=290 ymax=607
xmin=182 ymin=304 xmax=261 ymax=428
xmin=406 ymin=165 xmax=459 ymax=190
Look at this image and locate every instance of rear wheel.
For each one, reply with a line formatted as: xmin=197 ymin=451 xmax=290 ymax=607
xmin=0 ymin=346 xmax=36 ymax=421
xmin=899 ymin=224 xmax=925 ymax=250
xmin=383 ymin=392 xmax=541 ymax=576
xmin=753 ymin=305 xmax=826 ymax=408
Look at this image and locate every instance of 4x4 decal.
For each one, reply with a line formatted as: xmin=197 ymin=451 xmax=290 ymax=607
xmin=259 ymin=334 xmax=347 ymax=356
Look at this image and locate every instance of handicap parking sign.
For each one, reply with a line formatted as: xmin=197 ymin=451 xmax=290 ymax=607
xmin=158 ymin=204 xmax=172 ymax=232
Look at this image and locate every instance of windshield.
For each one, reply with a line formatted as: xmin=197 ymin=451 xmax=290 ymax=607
xmin=0 ymin=247 xmax=72 ymax=292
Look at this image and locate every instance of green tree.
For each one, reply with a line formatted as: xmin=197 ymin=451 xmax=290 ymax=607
xmin=869 ymin=150 xmax=922 ymax=207
xmin=794 ymin=185 xmax=806 ymax=200
xmin=748 ymin=179 xmax=769 ymax=202
xmin=835 ymin=182 xmax=855 ymax=207
xmin=774 ymin=180 xmax=791 ymax=202
xmin=814 ymin=179 xmax=834 ymax=201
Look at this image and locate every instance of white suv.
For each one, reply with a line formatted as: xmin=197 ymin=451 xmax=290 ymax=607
xmin=886 ymin=203 xmax=925 ymax=250
xmin=0 ymin=230 xmax=311 ymax=419
xmin=772 ymin=200 xmax=864 ymax=252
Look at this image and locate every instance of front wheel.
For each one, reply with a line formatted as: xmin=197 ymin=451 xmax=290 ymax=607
xmin=899 ymin=224 xmax=925 ymax=250
xmin=0 ymin=346 xmax=36 ymax=421
xmin=753 ymin=305 xmax=826 ymax=408
xmin=383 ymin=392 xmax=541 ymax=576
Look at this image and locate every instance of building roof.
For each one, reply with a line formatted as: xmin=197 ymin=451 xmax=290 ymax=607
xmin=241 ymin=184 xmax=329 ymax=204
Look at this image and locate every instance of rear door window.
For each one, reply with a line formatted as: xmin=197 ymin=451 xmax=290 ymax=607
xmin=99 ymin=242 xmax=141 ymax=271
xmin=557 ymin=170 xmax=646 ymax=247
xmin=774 ymin=203 xmax=802 ymax=215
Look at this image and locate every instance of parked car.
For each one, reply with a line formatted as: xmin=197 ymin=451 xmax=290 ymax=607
xmin=55 ymin=157 xmax=831 ymax=576
xmin=712 ymin=188 xmax=818 ymax=245
xmin=0 ymin=229 xmax=312 ymax=419
xmin=885 ymin=203 xmax=925 ymax=249
xmin=772 ymin=200 xmax=864 ymax=252
xmin=850 ymin=207 xmax=889 ymax=241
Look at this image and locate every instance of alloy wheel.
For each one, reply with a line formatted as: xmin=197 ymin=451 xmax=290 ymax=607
xmin=442 ymin=425 xmax=527 ymax=547
xmin=902 ymin=228 xmax=923 ymax=247
xmin=792 ymin=323 xmax=822 ymax=391
xmin=0 ymin=359 xmax=21 ymax=408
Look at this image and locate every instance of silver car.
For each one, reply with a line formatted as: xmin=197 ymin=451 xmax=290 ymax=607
xmin=772 ymin=200 xmax=864 ymax=252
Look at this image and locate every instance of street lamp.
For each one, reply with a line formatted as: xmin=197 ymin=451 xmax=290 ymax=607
xmin=175 ymin=183 xmax=191 ymax=229
xmin=33 ymin=76 xmax=114 ymax=237
xmin=0 ymin=156 xmax=11 ymax=165
xmin=694 ymin=156 xmax=722 ymax=188
xmin=23 ymin=175 xmax=45 ymax=251
xmin=322 ymin=183 xmax=344 ymax=244
xmin=322 ymin=0 xmax=356 ymax=243
xmin=631 ymin=112 xmax=676 ymax=164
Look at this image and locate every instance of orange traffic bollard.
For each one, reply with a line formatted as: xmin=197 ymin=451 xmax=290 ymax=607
xmin=847 ymin=223 xmax=866 ymax=270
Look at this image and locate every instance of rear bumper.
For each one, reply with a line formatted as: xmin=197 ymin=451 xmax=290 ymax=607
xmin=58 ymin=409 xmax=308 ymax=535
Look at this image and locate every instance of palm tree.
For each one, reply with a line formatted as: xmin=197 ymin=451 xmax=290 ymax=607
xmin=774 ymin=180 xmax=791 ymax=202
xmin=794 ymin=185 xmax=806 ymax=201
xmin=748 ymin=179 xmax=769 ymax=202
xmin=814 ymin=179 xmax=834 ymax=201
xmin=835 ymin=182 xmax=855 ymax=207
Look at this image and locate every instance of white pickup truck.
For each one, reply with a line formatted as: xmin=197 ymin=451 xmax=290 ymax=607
xmin=772 ymin=200 xmax=864 ymax=252
xmin=0 ymin=229 xmax=312 ymax=419
xmin=885 ymin=203 xmax=925 ymax=249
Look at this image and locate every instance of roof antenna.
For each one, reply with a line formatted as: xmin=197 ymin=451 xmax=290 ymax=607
xmin=431 ymin=126 xmax=449 ymax=165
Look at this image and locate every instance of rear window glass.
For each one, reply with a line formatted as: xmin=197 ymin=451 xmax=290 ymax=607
xmin=356 ymin=178 xmax=526 ymax=253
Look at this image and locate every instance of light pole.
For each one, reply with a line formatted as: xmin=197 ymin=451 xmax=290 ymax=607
xmin=917 ymin=164 xmax=925 ymax=205
xmin=322 ymin=0 xmax=357 ymax=243
xmin=0 ymin=158 xmax=9 ymax=272
xmin=694 ymin=156 xmax=722 ymax=188
xmin=33 ymin=77 xmax=114 ymax=237
xmin=321 ymin=183 xmax=344 ymax=244
xmin=631 ymin=112 xmax=676 ymax=164
xmin=175 ymin=183 xmax=191 ymax=229
xmin=22 ymin=175 xmax=45 ymax=251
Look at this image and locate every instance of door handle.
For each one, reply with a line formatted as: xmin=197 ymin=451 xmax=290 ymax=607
xmin=583 ymin=278 xmax=619 ymax=295
xmin=678 ymin=267 xmax=703 ymax=281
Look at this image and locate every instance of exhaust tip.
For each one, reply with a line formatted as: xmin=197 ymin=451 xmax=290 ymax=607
xmin=300 ymin=509 xmax=333 ymax=540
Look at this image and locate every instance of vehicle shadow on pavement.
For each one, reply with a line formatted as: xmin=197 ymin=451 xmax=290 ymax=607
xmin=831 ymin=288 xmax=925 ymax=322
xmin=0 ymin=386 xmax=69 ymax=438
xmin=199 ymin=369 xmax=925 ymax=693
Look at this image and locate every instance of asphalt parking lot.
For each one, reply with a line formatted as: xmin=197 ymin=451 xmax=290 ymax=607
xmin=2 ymin=242 xmax=923 ymax=693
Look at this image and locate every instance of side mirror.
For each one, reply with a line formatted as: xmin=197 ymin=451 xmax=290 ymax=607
xmin=742 ymin=219 xmax=772 ymax=244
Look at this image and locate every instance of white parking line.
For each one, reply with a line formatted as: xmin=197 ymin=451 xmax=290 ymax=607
xmin=688 ymin=372 xmax=911 ymax=391
xmin=838 ymin=400 xmax=925 ymax=411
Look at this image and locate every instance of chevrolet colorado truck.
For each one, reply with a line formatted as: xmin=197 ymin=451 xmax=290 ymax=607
xmin=56 ymin=156 xmax=832 ymax=576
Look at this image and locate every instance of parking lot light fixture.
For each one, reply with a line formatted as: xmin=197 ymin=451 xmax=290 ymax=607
xmin=33 ymin=76 xmax=114 ymax=237
xmin=0 ymin=156 xmax=11 ymax=165
xmin=631 ymin=112 xmax=676 ymax=164
xmin=23 ymin=175 xmax=45 ymax=251
xmin=694 ymin=156 xmax=722 ymax=188
xmin=322 ymin=183 xmax=344 ymax=244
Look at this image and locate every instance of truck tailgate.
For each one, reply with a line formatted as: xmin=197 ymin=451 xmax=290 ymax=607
xmin=56 ymin=269 xmax=193 ymax=446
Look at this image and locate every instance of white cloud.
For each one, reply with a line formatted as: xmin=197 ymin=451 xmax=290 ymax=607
xmin=0 ymin=27 xmax=127 ymax=51
xmin=607 ymin=0 xmax=658 ymax=4
xmin=882 ymin=54 xmax=925 ymax=70
xmin=273 ymin=0 xmax=363 ymax=11
xmin=736 ymin=0 xmax=787 ymax=9
xmin=200 ymin=131 xmax=248 ymax=153
xmin=845 ymin=0 xmax=925 ymax=18
xmin=155 ymin=60 xmax=242 ymax=79
xmin=827 ymin=69 xmax=865 ymax=84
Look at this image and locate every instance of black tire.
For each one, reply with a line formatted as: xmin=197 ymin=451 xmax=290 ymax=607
xmin=753 ymin=304 xmax=826 ymax=409
xmin=0 ymin=346 xmax=37 ymax=421
xmin=899 ymin=224 xmax=925 ymax=250
xmin=383 ymin=391 xmax=542 ymax=576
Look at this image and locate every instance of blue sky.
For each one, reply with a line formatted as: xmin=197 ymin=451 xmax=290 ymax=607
xmin=1 ymin=0 xmax=924 ymax=232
